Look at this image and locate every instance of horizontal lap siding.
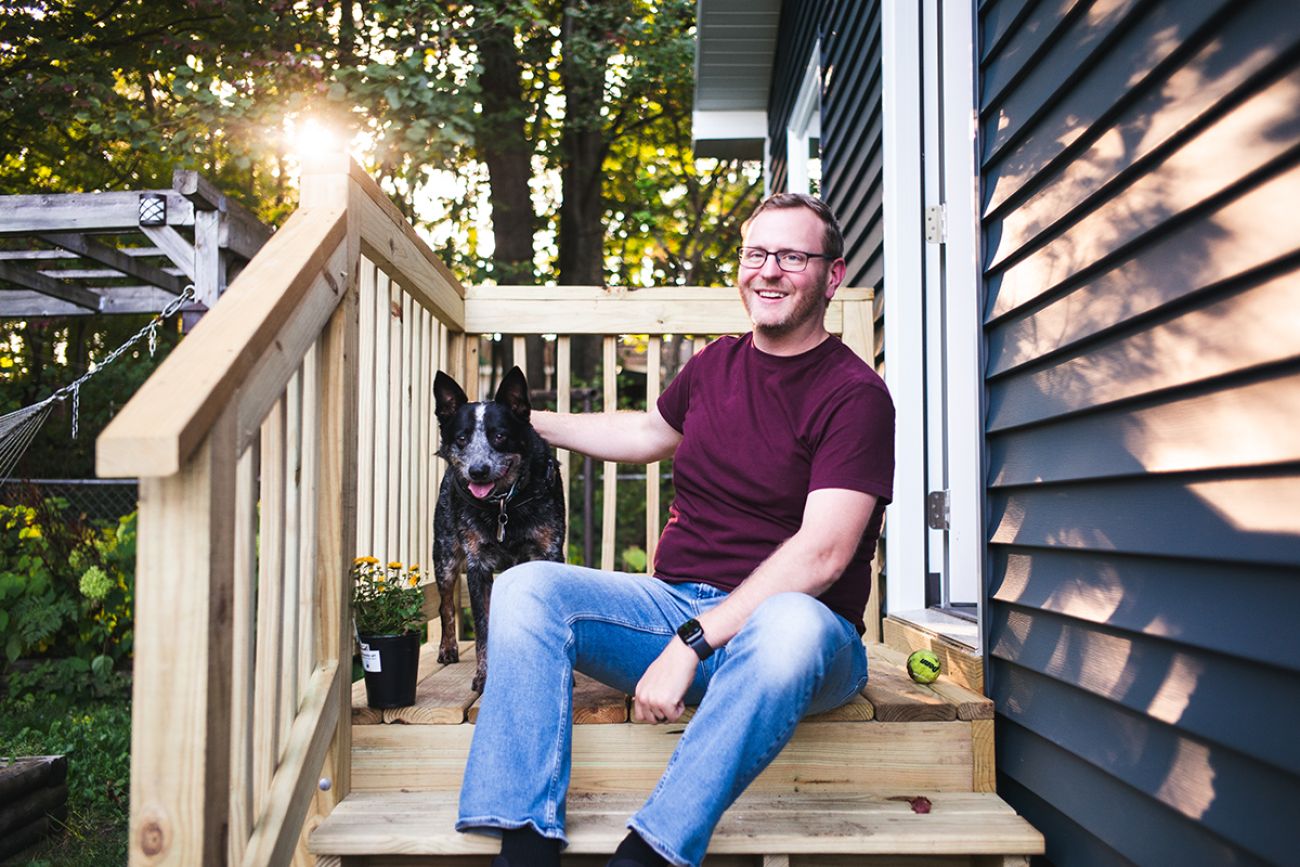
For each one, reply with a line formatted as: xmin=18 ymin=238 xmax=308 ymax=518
xmin=768 ymin=0 xmax=883 ymax=365
xmin=979 ymin=0 xmax=1300 ymax=864
xmin=767 ymin=0 xmax=826 ymax=196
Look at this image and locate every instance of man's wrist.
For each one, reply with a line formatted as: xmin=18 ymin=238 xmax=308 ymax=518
xmin=676 ymin=618 xmax=714 ymax=660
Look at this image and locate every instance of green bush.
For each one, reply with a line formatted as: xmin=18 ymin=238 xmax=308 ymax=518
xmin=0 ymin=500 xmax=135 ymax=692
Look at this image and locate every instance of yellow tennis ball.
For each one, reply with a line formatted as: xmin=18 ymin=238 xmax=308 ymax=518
xmin=907 ymin=650 xmax=941 ymax=684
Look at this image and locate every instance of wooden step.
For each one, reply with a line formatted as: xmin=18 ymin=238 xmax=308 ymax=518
xmin=352 ymin=642 xmax=991 ymax=727
xmin=309 ymin=790 xmax=1044 ymax=864
xmin=348 ymin=642 xmax=996 ymax=795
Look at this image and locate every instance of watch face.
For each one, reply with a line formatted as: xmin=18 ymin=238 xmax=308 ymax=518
xmin=678 ymin=619 xmax=703 ymax=643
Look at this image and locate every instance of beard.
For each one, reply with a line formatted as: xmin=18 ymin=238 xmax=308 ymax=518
xmin=740 ymin=272 xmax=831 ymax=338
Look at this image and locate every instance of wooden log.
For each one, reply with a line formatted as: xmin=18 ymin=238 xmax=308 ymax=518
xmin=0 ymin=782 xmax=69 ymax=838
xmin=0 ymin=811 xmax=64 ymax=862
xmin=0 ymin=756 xmax=67 ymax=802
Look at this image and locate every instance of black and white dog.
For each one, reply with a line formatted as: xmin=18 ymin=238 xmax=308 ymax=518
xmin=432 ymin=366 xmax=566 ymax=693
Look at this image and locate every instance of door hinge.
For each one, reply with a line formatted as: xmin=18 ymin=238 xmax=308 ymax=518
xmin=926 ymin=490 xmax=950 ymax=530
xmin=925 ymin=204 xmax=947 ymax=244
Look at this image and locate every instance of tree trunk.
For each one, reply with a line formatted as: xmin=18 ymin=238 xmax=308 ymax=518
xmin=558 ymin=2 xmax=617 ymax=382
xmin=477 ymin=5 xmax=545 ymax=384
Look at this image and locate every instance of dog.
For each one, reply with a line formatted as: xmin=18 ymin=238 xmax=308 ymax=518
xmin=432 ymin=366 xmax=566 ymax=693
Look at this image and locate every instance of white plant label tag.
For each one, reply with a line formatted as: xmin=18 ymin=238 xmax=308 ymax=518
xmin=361 ymin=644 xmax=382 ymax=673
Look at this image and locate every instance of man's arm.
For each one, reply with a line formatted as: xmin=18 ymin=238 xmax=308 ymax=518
xmin=632 ymin=487 xmax=878 ymax=723
xmin=531 ymin=406 xmax=682 ymax=464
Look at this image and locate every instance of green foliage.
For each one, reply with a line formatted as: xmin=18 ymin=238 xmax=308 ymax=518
xmin=351 ymin=557 xmax=425 ymax=636
xmin=0 ymin=315 xmax=183 ymax=481
xmin=0 ymin=692 xmax=131 ymax=866
xmin=0 ymin=500 xmax=136 ymax=691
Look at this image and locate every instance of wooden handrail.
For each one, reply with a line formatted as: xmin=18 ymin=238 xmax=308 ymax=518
xmin=97 ymin=207 xmax=347 ymax=478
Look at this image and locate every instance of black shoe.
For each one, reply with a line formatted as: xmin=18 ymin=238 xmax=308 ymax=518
xmin=606 ymin=830 xmax=668 ymax=867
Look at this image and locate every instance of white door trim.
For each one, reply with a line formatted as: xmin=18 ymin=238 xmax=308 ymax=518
xmin=881 ymin=0 xmax=927 ymax=614
xmin=940 ymin=0 xmax=985 ymax=633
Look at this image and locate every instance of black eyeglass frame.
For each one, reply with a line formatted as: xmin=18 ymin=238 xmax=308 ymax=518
xmin=735 ymin=246 xmax=834 ymax=273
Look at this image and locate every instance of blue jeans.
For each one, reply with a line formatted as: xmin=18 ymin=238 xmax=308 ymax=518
xmin=456 ymin=562 xmax=869 ymax=867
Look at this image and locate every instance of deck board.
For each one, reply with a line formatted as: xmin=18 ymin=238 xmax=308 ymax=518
xmin=309 ymin=790 xmax=1044 ymax=857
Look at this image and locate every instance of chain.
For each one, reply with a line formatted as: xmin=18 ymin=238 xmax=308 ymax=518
xmin=42 ymin=285 xmax=196 ymax=437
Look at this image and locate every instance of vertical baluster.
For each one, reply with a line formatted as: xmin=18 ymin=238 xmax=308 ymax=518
xmin=601 ymin=336 xmax=617 ymax=571
xmin=417 ymin=307 xmax=431 ymax=575
xmin=355 ymin=258 xmax=376 ymax=559
xmin=397 ymin=291 xmax=413 ymax=569
xmin=253 ymin=399 xmax=286 ymax=816
xmin=645 ymin=336 xmax=662 ymax=570
xmin=228 ymin=442 xmax=259 ymax=865
xmin=281 ymin=369 xmax=303 ymax=751
xmin=298 ymin=342 xmax=320 ymax=693
xmin=512 ymin=334 xmax=526 ymax=376
xmin=372 ymin=271 xmax=391 ymax=560
xmin=387 ymin=278 xmax=403 ymax=562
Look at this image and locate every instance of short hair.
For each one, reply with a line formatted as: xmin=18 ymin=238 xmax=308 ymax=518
xmin=742 ymin=193 xmax=845 ymax=260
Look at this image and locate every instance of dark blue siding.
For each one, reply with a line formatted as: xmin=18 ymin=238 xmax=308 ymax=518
xmin=980 ymin=0 xmax=1300 ymax=864
xmin=769 ymin=0 xmax=883 ymax=355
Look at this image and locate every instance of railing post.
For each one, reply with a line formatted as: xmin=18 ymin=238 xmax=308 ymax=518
xmin=129 ymin=412 xmax=237 ymax=866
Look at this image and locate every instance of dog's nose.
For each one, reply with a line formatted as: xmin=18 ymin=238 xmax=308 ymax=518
xmin=469 ymin=464 xmax=492 ymax=481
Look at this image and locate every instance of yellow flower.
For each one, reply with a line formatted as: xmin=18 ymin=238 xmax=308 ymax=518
xmin=353 ymin=556 xmax=367 ymax=565
xmin=410 ymin=564 xmax=421 ymax=572
xmin=377 ymin=574 xmax=385 ymax=584
xmin=408 ymin=576 xmax=419 ymax=587
xmin=388 ymin=561 xmax=402 ymax=569
xmin=361 ymin=556 xmax=379 ymax=565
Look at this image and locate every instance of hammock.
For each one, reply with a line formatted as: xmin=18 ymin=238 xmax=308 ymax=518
xmin=0 ymin=287 xmax=194 ymax=484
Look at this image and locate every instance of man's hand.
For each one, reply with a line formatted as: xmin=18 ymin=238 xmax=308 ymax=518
xmin=632 ymin=637 xmax=699 ymax=724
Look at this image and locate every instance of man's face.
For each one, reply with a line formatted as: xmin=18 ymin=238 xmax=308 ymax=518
xmin=737 ymin=207 xmax=843 ymax=339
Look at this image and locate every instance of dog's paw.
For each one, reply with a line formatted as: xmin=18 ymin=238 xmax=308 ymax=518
xmin=437 ymin=645 xmax=460 ymax=665
xmin=471 ymin=671 xmax=486 ymax=694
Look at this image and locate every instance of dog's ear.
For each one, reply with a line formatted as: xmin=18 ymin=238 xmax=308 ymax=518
xmin=434 ymin=371 xmax=469 ymax=420
xmin=494 ymin=366 xmax=531 ymax=422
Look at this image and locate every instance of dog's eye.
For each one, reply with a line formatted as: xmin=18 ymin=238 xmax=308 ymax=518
xmin=455 ymin=434 xmax=469 ymax=446
xmin=491 ymin=431 xmax=508 ymax=447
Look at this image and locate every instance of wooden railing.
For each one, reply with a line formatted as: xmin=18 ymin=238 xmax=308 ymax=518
xmin=97 ymin=155 xmax=875 ymax=866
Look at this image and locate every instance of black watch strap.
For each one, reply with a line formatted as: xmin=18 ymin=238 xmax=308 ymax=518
xmin=676 ymin=618 xmax=714 ymax=660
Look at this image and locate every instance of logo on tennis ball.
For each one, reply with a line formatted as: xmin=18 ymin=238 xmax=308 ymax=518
xmin=907 ymin=650 xmax=941 ymax=683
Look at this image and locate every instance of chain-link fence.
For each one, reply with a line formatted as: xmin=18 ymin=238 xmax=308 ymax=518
xmin=0 ymin=478 xmax=138 ymax=523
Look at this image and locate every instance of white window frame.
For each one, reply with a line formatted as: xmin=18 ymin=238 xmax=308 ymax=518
xmin=882 ymin=0 xmax=984 ymax=644
xmin=786 ymin=43 xmax=822 ymax=194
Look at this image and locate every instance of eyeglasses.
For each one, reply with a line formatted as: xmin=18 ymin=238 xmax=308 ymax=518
xmin=736 ymin=246 xmax=832 ymax=273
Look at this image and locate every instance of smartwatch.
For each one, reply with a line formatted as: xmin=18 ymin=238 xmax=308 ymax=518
xmin=676 ymin=618 xmax=714 ymax=661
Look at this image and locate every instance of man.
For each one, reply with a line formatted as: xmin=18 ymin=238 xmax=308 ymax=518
xmin=456 ymin=193 xmax=895 ymax=867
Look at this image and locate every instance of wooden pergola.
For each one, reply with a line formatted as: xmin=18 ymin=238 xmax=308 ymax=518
xmin=0 ymin=171 xmax=271 ymax=320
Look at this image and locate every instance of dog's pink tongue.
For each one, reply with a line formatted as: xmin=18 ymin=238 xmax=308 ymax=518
xmin=468 ymin=481 xmax=495 ymax=499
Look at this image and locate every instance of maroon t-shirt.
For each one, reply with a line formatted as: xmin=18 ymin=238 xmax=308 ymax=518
xmin=654 ymin=333 xmax=895 ymax=632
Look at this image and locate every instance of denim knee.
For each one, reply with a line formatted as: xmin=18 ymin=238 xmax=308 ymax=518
xmin=731 ymin=593 xmax=848 ymax=689
xmin=487 ymin=561 xmax=565 ymax=645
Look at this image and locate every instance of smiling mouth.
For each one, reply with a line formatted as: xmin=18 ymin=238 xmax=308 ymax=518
xmin=755 ymin=289 xmax=788 ymax=300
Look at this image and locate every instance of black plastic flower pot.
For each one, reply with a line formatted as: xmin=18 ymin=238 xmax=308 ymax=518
xmin=359 ymin=631 xmax=420 ymax=708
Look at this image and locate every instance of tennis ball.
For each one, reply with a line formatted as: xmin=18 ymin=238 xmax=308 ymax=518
xmin=906 ymin=650 xmax=942 ymax=684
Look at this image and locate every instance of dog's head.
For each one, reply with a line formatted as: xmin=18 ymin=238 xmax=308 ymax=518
xmin=433 ymin=366 xmax=533 ymax=500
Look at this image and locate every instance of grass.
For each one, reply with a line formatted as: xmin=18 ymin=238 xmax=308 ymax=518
xmin=0 ymin=683 xmax=130 ymax=866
